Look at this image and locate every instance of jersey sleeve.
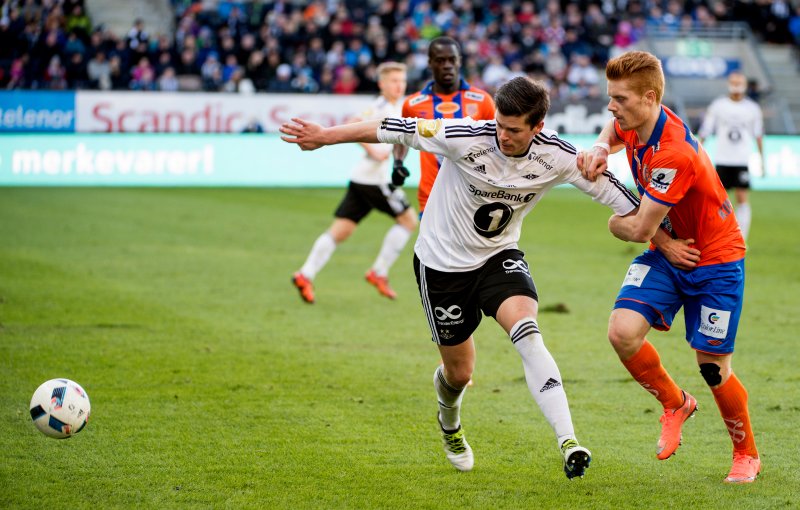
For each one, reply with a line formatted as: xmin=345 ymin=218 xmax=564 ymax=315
xmin=377 ymin=117 xmax=454 ymax=158
xmin=561 ymin=153 xmax=639 ymax=216
xmin=641 ymin=149 xmax=696 ymax=206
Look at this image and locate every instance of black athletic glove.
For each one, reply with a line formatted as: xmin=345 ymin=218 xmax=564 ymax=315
xmin=392 ymin=160 xmax=410 ymax=186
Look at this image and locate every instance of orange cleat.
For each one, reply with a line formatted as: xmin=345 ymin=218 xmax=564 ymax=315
xmin=724 ymin=454 xmax=761 ymax=484
xmin=656 ymin=391 xmax=698 ymax=460
xmin=365 ymin=270 xmax=397 ymax=299
xmin=292 ymin=273 xmax=315 ymax=304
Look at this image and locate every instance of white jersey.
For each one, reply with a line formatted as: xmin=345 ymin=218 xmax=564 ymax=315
xmin=350 ymin=96 xmax=403 ymax=185
xmin=378 ymin=117 xmax=639 ymax=272
xmin=698 ymin=96 xmax=763 ymax=166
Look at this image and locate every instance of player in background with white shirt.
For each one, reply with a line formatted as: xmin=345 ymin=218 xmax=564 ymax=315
xmin=292 ymin=62 xmax=417 ymax=304
xmin=281 ymin=77 xmax=698 ymax=479
xmin=698 ymin=71 xmax=764 ymax=240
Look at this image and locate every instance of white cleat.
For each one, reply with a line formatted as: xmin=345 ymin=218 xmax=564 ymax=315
xmin=561 ymin=439 xmax=592 ymax=479
xmin=440 ymin=421 xmax=474 ymax=472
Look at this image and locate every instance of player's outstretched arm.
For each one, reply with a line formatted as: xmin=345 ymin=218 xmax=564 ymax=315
xmin=578 ymin=120 xmax=625 ymax=182
xmin=280 ymin=118 xmax=382 ymax=151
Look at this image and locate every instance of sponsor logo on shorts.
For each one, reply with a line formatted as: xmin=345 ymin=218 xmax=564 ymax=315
xmin=698 ymin=305 xmax=731 ymax=340
xmin=438 ymin=329 xmax=455 ymax=340
xmin=434 ymin=305 xmax=464 ymax=326
xmin=468 ymin=184 xmax=535 ymax=203
xmin=622 ymin=264 xmax=650 ymax=287
xmin=502 ymin=259 xmax=530 ymax=276
xmin=528 ymin=152 xmax=553 ymax=171
xmin=739 ymin=170 xmax=750 ymax=184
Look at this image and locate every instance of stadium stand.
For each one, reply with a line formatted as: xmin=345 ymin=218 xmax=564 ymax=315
xmin=1 ymin=0 xmax=798 ymax=132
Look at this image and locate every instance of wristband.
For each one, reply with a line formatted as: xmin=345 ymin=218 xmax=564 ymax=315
xmin=592 ymin=142 xmax=611 ymax=152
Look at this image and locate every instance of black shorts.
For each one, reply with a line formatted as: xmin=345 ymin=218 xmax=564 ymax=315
xmin=414 ymin=249 xmax=539 ymax=346
xmin=334 ymin=181 xmax=411 ymax=223
xmin=716 ymin=165 xmax=750 ymax=189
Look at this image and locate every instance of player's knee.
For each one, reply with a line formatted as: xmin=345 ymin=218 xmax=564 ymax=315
xmin=607 ymin=323 xmax=645 ymax=359
xmin=607 ymin=324 xmax=631 ymax=351
xmin=443 ymin=359 xmax=474 ymax=388
xmin=447 ymin=368 xmax=472 ymax=389
xmin=699 ymin=362 xmax=723 ymax=387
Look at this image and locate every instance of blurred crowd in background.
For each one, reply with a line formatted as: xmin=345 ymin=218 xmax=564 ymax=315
xmin=1 ymin=0 xmax=799 ymax=100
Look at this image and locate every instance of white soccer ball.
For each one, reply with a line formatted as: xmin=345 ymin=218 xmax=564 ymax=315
xmin=29 ymin=378 xmax=91 ymax=439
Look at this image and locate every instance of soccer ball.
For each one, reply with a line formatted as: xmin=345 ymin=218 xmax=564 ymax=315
xmin=29 ymin=378 xmax=91 ymax=439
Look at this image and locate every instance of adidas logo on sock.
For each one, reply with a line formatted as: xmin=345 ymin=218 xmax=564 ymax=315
xmin=539 ymin=377 xmax=562 ymax=392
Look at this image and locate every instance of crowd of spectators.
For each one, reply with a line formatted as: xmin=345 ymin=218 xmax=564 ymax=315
xmin=1 ymin=0 xmax=798 ymax=100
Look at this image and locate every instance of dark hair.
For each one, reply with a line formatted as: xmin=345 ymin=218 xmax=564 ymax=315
xmin=428 ymin=36 xmax=461 ymax=58
xmin=494 ymin=77 xmax=550 ymax=128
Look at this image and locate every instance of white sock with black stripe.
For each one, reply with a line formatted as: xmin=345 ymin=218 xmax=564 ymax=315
xmin=510 ymin=317 xmax=575 ymax=446
xmin=434 ymin=365 xmax=466 ymax=432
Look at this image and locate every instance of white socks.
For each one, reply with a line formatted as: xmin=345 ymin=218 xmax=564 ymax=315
xmin=510 ymin=317 xmax=575 ymax=446
xmin=371 ymin=224 xmax=412 ymax=277
xmin=299 ymin=232 xmax=337 ymax=280
xmin=736 ymin=203 xmax=751 ymax=241
xmin=434 ymin=365 xmax=466 ymax=431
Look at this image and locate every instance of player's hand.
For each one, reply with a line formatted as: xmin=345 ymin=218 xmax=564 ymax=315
xmin=392 ymin=160 xmax=410 ymax=186
xmin=659 ymin=237 xmax=701 ymax=270
xmin=279 ymin=118 xmax=326 ymax=151
xmin=578 ymin=146 xmax=609 ymax=182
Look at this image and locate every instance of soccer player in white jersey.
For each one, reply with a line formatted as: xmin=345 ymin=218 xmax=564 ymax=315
xmin=280 ymin=77 xmax=695 ymax=479
xmin=291 ymin=62 xmax=418 ymax=304
xmin=698 ymin=71 xmax=764 ymax=240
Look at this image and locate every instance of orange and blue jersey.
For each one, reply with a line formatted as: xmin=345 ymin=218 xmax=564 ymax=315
xmin=615 ymin=106 xmax=745 ymax=266
xmin=402 ymin=78 xmax=494 ymax=211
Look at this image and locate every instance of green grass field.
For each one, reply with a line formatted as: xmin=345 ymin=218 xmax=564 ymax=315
xmin=1 ymin=187 xmax=798 ymax=509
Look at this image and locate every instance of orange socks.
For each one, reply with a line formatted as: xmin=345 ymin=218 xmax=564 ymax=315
xmin=622 ymin=340 xmax=684 ymax=410
xmin=712 ymin=373 xmax=759 ymax=457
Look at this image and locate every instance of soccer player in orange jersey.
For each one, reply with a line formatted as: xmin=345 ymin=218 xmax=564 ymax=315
xmin=392 ymin=36 xmax=494 ymax=213
xmin=580 ymin=51 xmax=760 ymax=484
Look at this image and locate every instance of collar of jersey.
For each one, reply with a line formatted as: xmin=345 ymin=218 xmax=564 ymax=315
xmin=494 ymin=134 xmax=536 ymax=159
xmin=421 ymin=78 xmax=471 ymax=95
xmin=631 ymin=107 xmax=667 ymax=167
xmin=631 ymin=107 xmax=668 ymax=190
